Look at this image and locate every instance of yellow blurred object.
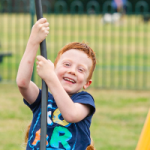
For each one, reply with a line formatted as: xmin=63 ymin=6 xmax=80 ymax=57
xmin=136 ymin=109 xmax=150 ymax=150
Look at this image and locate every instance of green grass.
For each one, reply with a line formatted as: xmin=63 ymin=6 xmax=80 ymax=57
xmin=0 ymin=14 xmax=150 ymax=89
xmin=0 ymin=83 xmax=150 ymax=149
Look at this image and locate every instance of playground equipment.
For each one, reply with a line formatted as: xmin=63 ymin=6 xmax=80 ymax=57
xmin=34 ymin=0 xmax=48 ymax=149
xmin=136 ymin=109 xmax=150 ymax=150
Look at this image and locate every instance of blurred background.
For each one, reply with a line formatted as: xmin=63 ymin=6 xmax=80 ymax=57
xmin=0 ymin=0 xmax=150 ymax=150
xmin=0 ymin=0 xmax=150 ymax=90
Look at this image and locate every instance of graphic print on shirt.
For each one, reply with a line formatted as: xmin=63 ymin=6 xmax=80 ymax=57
xmin=28 ymin=99 xmax=78 ymax=149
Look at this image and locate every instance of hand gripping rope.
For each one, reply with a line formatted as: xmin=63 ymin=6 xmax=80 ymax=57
xmin=34 ymin=0 xmax=48 ymax=149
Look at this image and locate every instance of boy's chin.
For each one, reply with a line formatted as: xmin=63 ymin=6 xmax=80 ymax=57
xmin=63 ymin=86 xmax=81 ymax=95
xmin=65 ymin=89 xmax=77 ymax=96
xmin=66 ymin=90 xmax=81 ymax=97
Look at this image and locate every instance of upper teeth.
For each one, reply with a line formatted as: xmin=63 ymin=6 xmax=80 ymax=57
xmin=64 ymin=78 xmax=75 ymax=83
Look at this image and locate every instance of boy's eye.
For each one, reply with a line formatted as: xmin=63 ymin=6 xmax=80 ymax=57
xmin=64 ymin=63 xmax=70 ymax=67
xmin=78 ymin=68 xmax=84 ymax=73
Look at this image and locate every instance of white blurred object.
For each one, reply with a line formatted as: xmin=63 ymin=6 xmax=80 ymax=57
xmin=101 ymin=13 xmax=122 ymax=24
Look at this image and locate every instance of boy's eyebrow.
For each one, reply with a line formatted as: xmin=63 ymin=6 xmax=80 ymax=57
xmin=61 ymin=59 xmax=72 ymax=63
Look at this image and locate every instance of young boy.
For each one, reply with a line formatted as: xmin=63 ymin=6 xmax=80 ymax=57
xmin=16 ymin=18 xmax=96 ymax=150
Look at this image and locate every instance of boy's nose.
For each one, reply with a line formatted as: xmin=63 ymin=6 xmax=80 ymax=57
xmin=68 ymin=67 xmax=76 ymax=75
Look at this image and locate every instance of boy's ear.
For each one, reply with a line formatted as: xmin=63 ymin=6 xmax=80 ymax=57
xmin=83 ymin=79 xmax=92 ymax=89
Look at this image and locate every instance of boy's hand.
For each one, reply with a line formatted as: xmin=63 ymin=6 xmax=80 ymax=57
xmin=29 ymin=18 xmax=49 ymax=45
xmin=36 ymin=55 xmax=55 ymax=81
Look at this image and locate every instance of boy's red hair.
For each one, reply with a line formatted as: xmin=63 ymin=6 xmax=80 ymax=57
xmin=54 ymin=42 xmax=96 ymax=81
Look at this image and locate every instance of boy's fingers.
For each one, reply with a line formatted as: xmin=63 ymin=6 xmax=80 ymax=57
xmin=37 ymin=18 xmax=47 ymax=24
xmin=45 ymin=31 xmax=49 ymax=35
xmin=37 ymin=55 xmax=45 ymax=61
xmin=43 ymin=22 xmax=49 ymax=27
xmin=48 ymin=59 xmax=53 ymax=64
xmin=36 ymin=55 xmax=41 ymax=60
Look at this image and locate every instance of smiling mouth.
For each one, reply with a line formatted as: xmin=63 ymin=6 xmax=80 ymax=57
xmin=63 ymin=77 xmax=76 ymax=84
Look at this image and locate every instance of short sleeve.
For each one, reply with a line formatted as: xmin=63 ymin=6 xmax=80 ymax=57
xmin=23 ymin=89 xmax=41 ymax=113
xmin=71 ymin=91 xmax=95 ymax=116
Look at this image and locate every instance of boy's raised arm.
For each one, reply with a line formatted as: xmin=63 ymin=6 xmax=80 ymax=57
xmin=16 ymin=18 xmax=49 ymax=104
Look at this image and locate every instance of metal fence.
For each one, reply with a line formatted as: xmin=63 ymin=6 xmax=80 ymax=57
xmin=0 ymin=0 xmax=150 ymax=90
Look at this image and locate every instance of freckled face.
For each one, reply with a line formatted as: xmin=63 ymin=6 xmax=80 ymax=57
xmin=54 ymin=49 xmax=92 ymax=95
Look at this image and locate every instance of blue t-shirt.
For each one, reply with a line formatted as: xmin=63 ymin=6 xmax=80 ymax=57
xmin=24 ymin=90 xmax=95 ymax=150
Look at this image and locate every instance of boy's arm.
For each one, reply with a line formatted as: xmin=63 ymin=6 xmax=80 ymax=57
xmin=49 ymin=79 xmax=91 ymax=123
xmin=36 ymin=56 xmax=91 ymax=123
xmin=16 ymin=18 xmax=49 ymax=104
xmin=16 ymin=40 xmax=39 ymax=104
